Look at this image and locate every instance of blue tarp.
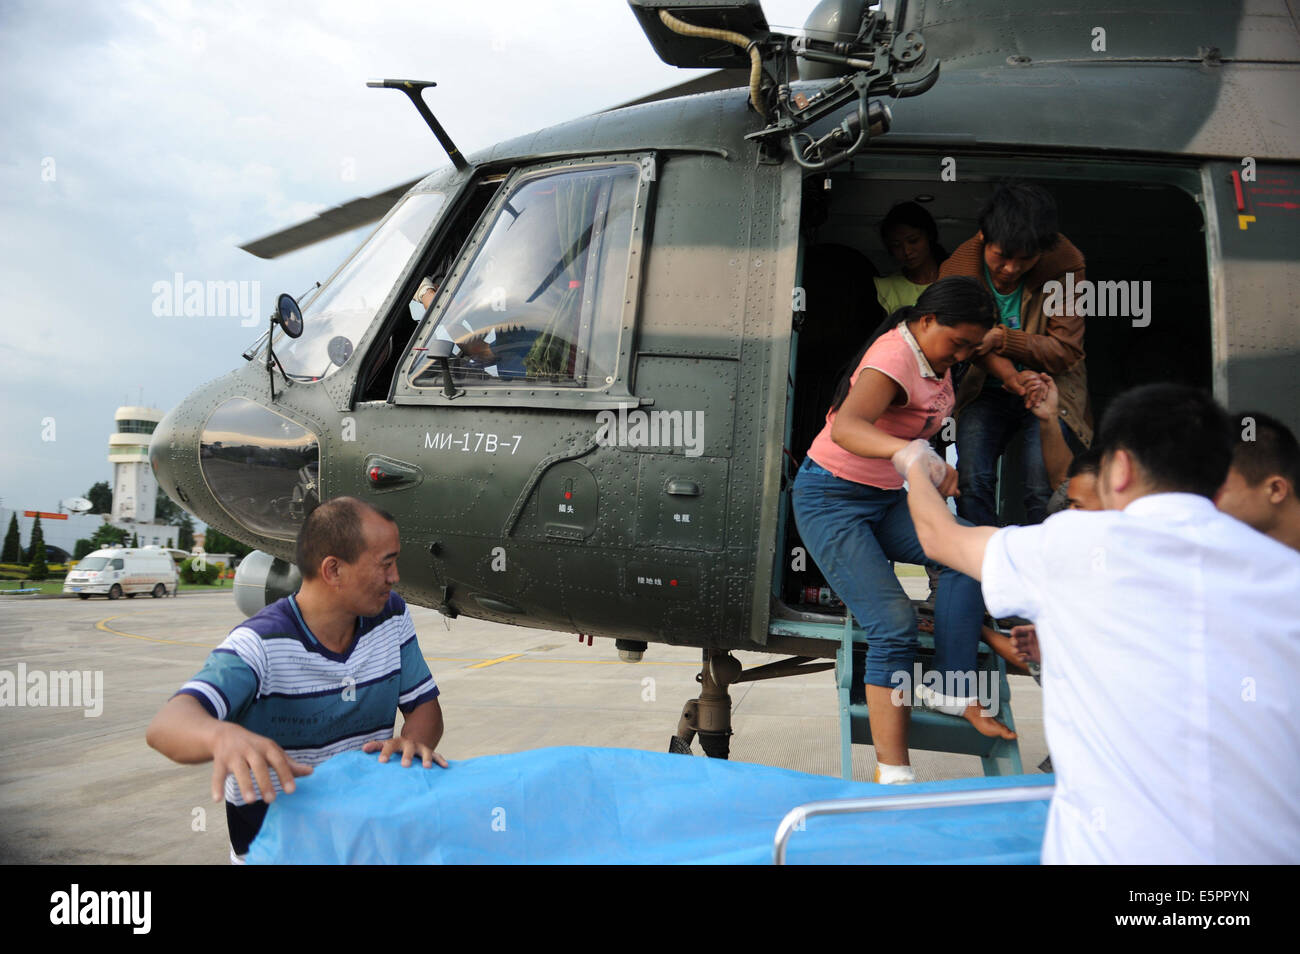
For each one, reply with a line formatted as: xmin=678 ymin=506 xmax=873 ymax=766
xmin=246 ymin=746 xmax=1051 ymax=864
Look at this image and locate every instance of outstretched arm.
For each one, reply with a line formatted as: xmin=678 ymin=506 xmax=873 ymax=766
xmin=902 ymin=454 xmax=999 ymax=580
xmin=1030 ymin=374 xmax=1073 ymax=488
xmin=834 ymin=368 xmax=960 ymax=497
xmin=147 ymin=693 xmax=313 ymax=803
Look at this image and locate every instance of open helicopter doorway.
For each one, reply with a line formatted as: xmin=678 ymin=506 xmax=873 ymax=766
xmin=774 ymin=162 xmax=1213 ymax=619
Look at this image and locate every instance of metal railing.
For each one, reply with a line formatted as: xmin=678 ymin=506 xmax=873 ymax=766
xmin=773 ymin=784 xmax=1054 ymax=864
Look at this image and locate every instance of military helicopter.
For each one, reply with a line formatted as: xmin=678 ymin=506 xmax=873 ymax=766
xmin=150 ymin=0 xmax=1300 ymax=764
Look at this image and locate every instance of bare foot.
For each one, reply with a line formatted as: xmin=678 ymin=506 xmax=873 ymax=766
xmin=961 ymin=702 xmax=1017 ymax=739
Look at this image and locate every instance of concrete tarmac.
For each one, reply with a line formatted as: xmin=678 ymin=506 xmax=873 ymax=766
xmin=0 ymin=589 xmax=1047 ymax=864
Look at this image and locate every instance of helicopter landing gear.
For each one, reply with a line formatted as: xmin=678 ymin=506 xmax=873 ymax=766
xmin=668 ymin=649 xmax=741 ymax=759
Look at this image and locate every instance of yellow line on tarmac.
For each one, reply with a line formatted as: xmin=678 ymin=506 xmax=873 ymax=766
xmin=468 ymin=652 xmax=525 ymax=669
xmin=93 ymin=616 xmax=509 ymax=665
xmin=449 ymin=655 xmax=697 ymax=669
xmin=520 ymin=657 xmax=697 ymax=667
xmin=95 ymin=616 xmax=698 ymax=671
xmin=95 ymin=615 xmax=216 ymax=650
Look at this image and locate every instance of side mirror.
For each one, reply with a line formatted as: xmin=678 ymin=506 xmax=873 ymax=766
xmin=275 ymin=293 xmax=303 ymax=338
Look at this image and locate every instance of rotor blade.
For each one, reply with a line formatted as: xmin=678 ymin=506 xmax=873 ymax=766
xmin=238 ymin=176 xmax=426 ymax=259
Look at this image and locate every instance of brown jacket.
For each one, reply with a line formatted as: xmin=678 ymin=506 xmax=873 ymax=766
xmin=939 ymin=234 xmax=1094 ymax=446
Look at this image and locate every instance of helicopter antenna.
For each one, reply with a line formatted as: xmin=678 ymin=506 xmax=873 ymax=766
xmin=367 ymin=79 xmax=468 ymax=171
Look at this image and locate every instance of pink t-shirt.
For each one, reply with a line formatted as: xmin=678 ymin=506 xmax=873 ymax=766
xmin=806 ymin=326 xmax=954 ymax=490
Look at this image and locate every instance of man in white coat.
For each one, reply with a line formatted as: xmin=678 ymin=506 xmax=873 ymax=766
xmin=896 ymin=382 xmax=1300 ymax=864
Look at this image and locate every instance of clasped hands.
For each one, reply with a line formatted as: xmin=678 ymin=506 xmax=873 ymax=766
xmin=891 ymin=439 xmax=959 ymax=498
xmin=974 ymin=326 xmax=1055 ymax=413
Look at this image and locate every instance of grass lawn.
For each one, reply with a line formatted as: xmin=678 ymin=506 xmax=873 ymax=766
xmin=0 ymin=581 xmax=67 ymax=595
xmin=0 ymin=580 xmax=231 ymax=596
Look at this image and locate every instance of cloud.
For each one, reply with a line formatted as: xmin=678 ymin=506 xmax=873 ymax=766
xmin=0 ymin=0 xmax=816 ymax=515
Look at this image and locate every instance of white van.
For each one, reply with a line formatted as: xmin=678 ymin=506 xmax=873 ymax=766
xmin=63 ymin=547 xmax=179 ymax=600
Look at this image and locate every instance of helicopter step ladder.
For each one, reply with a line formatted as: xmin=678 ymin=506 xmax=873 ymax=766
xmin=837 ymin=607 xmax=1023 ymax=779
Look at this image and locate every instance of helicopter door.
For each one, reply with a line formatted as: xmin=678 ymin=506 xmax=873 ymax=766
xmin=393 ymin=156 xmax=653 ymax=407
xmin=384 ymin=156 xmax=655 ymax=629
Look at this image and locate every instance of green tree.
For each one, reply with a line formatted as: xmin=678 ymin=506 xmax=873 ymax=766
xmin=176 ymin=513 xmax=194 ymax=551
xmin=90 ymin=523 xmax=129 ymax=550
xmin=2 ymin=513 xmax=20 ymax=563
xmin=155 ymin=487 xmax=183 ymax=525
xmin=27 ymin=514 xmax=48 ymax=581
xmin=86 ymin=481 xmax=113 ymax=514
xmin=180 ymin=557 xmax=220 ymax=585
xmin=202 ymin=527 xmax=252 ymax=559
xmin=73 ymin=538 xmax=95 ymax=560
xmin=131 ymin=531 xmax=139 ymax=547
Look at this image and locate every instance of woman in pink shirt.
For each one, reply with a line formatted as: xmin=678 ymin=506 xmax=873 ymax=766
xmin=793 ymin=277 xmax=1031 ymax=783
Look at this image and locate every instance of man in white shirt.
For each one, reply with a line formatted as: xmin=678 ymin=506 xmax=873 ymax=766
xmin=895 ymin=383 xmax=1300 ymax=864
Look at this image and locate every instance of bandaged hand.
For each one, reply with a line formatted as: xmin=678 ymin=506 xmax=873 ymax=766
xmin=892 ymin=438 xmax=947 ymax=488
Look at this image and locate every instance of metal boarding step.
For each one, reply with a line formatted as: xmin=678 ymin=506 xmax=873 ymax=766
xmin=838 ymin=607 xmax=1023 ymax=779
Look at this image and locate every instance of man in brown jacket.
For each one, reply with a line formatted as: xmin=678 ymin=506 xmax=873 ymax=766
xmin=939 ymin=183 xmax=1092 ymax=526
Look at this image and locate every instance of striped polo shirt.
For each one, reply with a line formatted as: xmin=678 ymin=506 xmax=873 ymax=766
xmin=177 ymin=591 xmax=439 ymax=811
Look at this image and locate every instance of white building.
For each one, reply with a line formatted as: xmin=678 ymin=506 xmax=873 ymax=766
xmin=110 ymin=406 xmax=163 ymax=526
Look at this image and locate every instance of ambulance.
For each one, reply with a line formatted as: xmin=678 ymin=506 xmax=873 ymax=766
xmin=63 ymin=546 xmax=179 ymax=600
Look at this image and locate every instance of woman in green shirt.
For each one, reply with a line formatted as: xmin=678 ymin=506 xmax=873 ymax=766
xmin=874 ymin=202 xmax=948 ymax=315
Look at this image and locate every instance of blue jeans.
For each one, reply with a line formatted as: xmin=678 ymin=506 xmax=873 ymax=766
xmin=955 ymin=386 xmax=1084 ymax=527
xmin=791 ymin=458 xmax=985 ymax=688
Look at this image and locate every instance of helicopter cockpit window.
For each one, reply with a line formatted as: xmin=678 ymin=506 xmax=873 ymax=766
xmin=275 ymin=192 xmax=445 ymax=381
xmin=408 ymin=164 xmax=639 ymax=390
xmin=199 ymin=398 xmax=321 ymax=541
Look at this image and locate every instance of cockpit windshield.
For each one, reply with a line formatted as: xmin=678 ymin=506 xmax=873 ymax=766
xmin=273 ymin=192 xmax=445 ymax=380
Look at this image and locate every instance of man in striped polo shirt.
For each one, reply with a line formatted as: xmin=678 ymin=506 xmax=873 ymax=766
xmin=147 ymin=497 xmax=445 ymax=861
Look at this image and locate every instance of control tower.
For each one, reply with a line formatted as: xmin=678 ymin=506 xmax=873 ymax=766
xmin=109 ymin=406 xmax=163 ymax=524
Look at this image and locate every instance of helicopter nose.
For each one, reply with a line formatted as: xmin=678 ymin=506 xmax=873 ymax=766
xmin=149 ymin=402 xmax=201 ymax=519
xmin=153 ymin=387 xmax=323 ymax=544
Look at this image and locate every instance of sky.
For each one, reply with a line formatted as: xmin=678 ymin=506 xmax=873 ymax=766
xmin=0 ymin=0 xmax=817 ymax=522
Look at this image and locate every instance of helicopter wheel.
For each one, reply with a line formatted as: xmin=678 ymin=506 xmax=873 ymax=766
xmin=670 ymin=650 xmax=739 ymax=760
xmin=697 ymin=732 xmax=731 ymax=760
